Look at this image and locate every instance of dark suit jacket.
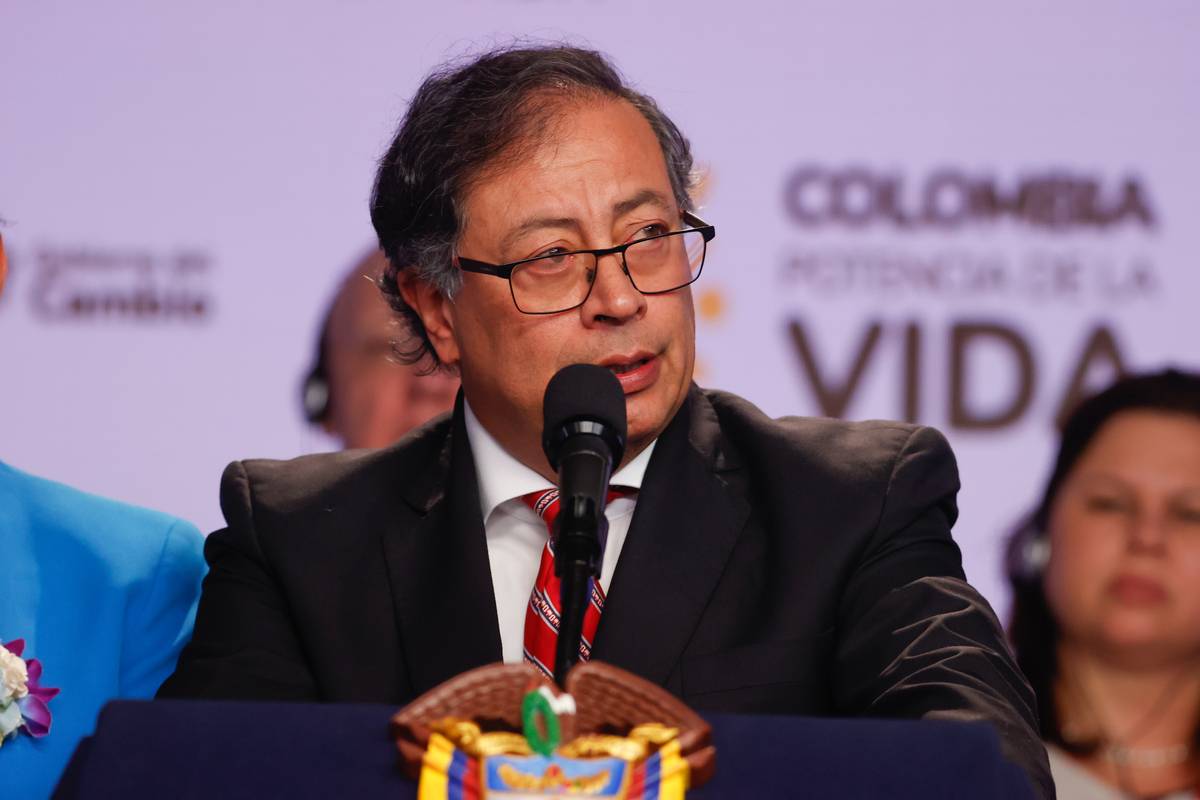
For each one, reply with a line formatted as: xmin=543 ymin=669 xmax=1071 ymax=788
xmin=160 ymin=387 xmax=1053 ymax=798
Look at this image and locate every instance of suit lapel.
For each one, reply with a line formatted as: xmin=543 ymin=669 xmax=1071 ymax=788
xmin=380 ymin=398 xmax=503 ymax=697
xmin=592 ymin=388 xmax=749 ymax=684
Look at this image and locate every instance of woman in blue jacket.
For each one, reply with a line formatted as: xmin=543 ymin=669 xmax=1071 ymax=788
xmin=0 ymin=232 xmax=207 ymax=798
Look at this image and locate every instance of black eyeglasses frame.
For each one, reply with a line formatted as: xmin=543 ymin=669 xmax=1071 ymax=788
xmin=454 ymin=211 xmax=716 ymax=315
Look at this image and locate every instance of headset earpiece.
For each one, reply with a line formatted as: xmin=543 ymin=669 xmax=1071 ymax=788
xmin=1007 ymin=519 xmax=1051 ymax=583
xmin=302 ymin=362 xmax=330 ymax=424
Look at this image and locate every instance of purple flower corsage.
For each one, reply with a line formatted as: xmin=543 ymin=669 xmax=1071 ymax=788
xmin=0 ymin=639 xmax=60 ymax=746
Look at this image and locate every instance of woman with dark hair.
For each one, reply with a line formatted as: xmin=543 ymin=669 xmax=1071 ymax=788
xmin=1006 ymin=369 xmax=1200 ymax=798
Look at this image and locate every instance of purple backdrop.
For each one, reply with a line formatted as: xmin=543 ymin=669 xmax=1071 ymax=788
xmin=3 ymin=0 xmax=1198 ymax=615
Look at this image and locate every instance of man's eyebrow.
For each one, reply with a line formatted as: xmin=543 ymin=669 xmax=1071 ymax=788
xmin=499 ymin=189 xmax=676 ymax=255
xmin=500 ymin=216 xmax=581 ymax=255
xmin=612 ymin=189 xmax=674 ymax=218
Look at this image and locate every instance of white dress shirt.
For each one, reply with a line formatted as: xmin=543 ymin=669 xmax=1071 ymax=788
xmin=464 ymin=401 xmax=655 ymax=664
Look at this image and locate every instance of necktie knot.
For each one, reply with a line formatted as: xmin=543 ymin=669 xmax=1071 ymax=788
xmin=522 ymin=488 xmax=562 ymax=528
xmin=520 ymin=486 xmax=636 ymax=532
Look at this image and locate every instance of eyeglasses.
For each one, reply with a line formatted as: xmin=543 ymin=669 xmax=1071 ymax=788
xmin=455 ymin=212 xmax=716 ymax=315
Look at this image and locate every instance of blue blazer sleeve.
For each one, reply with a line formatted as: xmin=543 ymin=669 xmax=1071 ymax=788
xmin=0 ymin=461 xmax=208 ymax=799
xmin=121 ymin=518 xmax=207 ymax=697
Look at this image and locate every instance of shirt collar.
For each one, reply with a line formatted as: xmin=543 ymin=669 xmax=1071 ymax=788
xmin=463 ymin=399 xmax=655 ymax=524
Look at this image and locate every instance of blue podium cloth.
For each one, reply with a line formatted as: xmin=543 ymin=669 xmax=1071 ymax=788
xmin=55 ymin=700 xmax=1036 ymax=798
xmin=0 ymin=461 xmax=206 ymax=799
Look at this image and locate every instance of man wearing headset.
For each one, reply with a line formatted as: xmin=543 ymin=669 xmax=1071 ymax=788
xmin=302 ymin=247 xmax=458 ymax=449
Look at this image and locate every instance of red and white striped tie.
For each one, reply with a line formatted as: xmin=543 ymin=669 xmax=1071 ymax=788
xmin=520 ymin=487 xmax=633 ymax=679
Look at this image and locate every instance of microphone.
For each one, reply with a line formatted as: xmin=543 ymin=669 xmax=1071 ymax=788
xmin=541 ymin=364 xmax=627 ymax=685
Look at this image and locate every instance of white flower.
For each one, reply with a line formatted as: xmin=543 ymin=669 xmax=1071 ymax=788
xmin=0 ymin=700 xmax=22 ymax=741
xmin=0 ymin=646 xmax=29 ymax=702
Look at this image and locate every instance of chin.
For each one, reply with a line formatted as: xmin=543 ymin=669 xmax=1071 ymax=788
xmin=1096 ymin=616 xmax=1178 ymax=652
xmin=1096 ymin=635 xmax=1195 ymax=670
xmin=624 ymin=415 xmax=655 ymax=452
xmin=1104 ymin=608 xmax=1172 ymax=633
xmin=625 ymin=390 xmax=684 ymax=450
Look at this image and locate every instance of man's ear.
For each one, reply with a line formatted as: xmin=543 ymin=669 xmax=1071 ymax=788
xmin=398 ymin=271 xmax=460 ymax=367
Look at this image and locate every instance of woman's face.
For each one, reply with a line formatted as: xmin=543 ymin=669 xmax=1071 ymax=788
xmin=1044 ymin=410 xmax=1200 ymax=665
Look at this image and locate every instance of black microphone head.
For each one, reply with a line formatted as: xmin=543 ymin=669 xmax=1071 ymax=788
xmin=542 ymin=364 xmax=627 ymax=471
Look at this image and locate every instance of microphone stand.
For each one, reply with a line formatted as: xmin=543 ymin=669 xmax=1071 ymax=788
xmin=553 ymin=507 xmax=598 ymax=685
xmin=551 ymin=446 xmax=612 ymax=687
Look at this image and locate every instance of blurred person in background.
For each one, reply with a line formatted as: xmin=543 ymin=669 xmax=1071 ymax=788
xmin=0 ymin=229 xmax=207 ymax=798
xmin=1007 ymin=369 xmax=1200 ymax=799
xmin=301 ymin=247 xmax=459 ymax=449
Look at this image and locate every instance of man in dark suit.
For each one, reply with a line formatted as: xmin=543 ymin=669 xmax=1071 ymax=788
xmin=160 ymin=45 xmax=1053 ymax=797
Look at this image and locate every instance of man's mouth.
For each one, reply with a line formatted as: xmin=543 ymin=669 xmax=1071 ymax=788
xmin=597 ymin=353 xmax=660 ymax=394
xmin=607 ymin=357 xmax=651 ymax=375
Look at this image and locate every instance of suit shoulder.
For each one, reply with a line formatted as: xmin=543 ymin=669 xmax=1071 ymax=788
xmin=700 ymin=389 xmax=954 ymax=485
xmin=222 ymin=413 xmax=452 ymax=517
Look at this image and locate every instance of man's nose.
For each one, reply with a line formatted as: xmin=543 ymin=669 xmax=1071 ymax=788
xmin=580 ymin=252 xmax=646 ymax=326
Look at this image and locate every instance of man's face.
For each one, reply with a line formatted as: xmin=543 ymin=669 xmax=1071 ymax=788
xmin=412 ymin=97 xmax=696 ymax=476
xmin=325 ymin=272 xmax=459 ymax=449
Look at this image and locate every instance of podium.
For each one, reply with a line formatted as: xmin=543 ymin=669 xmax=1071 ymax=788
xmin=55 ymin=700 xmax=1035 ymax=798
